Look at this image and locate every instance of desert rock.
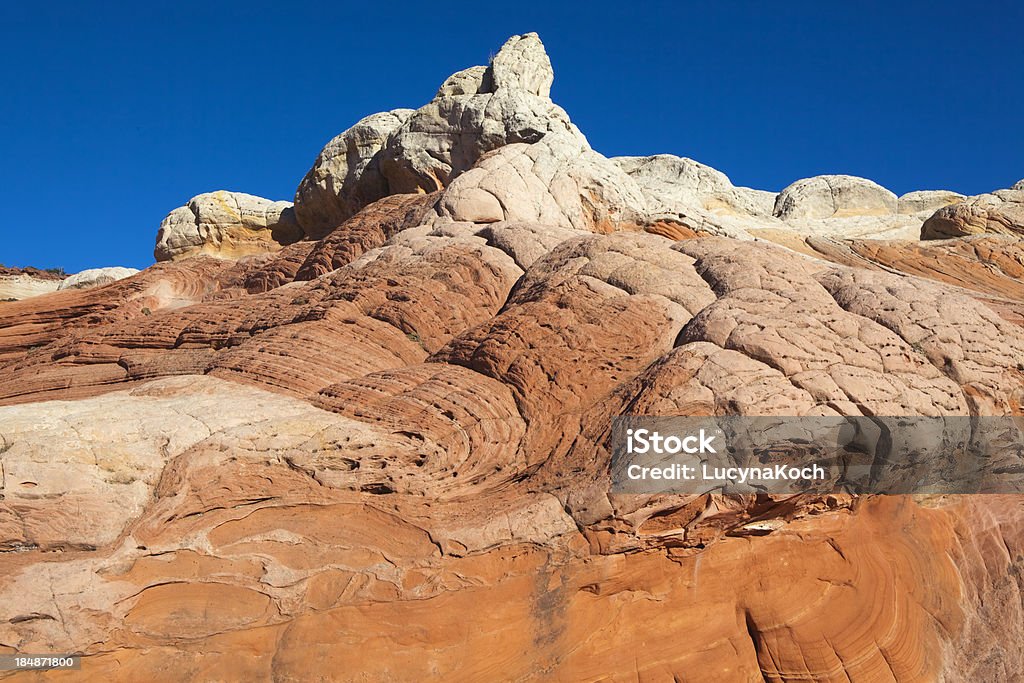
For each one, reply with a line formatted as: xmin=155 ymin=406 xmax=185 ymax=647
xmin=292 ymin=109 xmax=415 ymax=238
xmin=59 ymin=266 xmax=140 ymax=290
xmin=436 ymin=130 xmax=650 ymax=233
xmin=774 ymin=174 xmax=898 ymax=220
xmin=0 ymin=267 xmax=62 ymax=300
xmin=486 ymin=32 xmax=554 ymax=98
xmin=4 ymin=31 xmax=1024 ymax=683
xmin=154 ymin=191 xmax=302 ymax=262
xmin=897 ymin=189 xmax=964 ymax=215
xmin=435 ymin=65 xmax=491 ymax=97
xmin=615 ymin=154 xmax=774 ymax=218
xmin=921 ymin=189 xmax=1024 ymax=239
xmin=293 ymin=31 xmax=581 ymax=236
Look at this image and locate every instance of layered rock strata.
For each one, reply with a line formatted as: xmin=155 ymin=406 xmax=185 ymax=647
xmin=1 ymin=32 xmax=1023 ymax=683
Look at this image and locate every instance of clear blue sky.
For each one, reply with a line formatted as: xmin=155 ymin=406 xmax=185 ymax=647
xmin=2 ymin=1 xmax=1021 ymax=272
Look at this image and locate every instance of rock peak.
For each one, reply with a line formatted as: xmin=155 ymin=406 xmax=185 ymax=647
xmin=486 ymin=32 xmax=553 ymax=98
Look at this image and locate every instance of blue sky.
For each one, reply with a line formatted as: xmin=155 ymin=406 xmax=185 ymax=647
xmin=2 ymin=1 xmax=1021 ymax=271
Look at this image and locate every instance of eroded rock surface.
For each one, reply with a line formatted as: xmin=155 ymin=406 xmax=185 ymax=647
xmin=58 ymin=267 xmax=139 ymax=290
xmin=0 ymin=266 xmax=139 ymax=301
xmin=292 ymin=110 xmax=415 ymax=238
xmin=921 ymin=188 xmax=1024 ymax=239
xmin=155 ymin=191 xmax=302 ymax=261
xmin=3 ymin=31 xmax=1024 ymax=683
xmin=0 ymin=267 xmax=62 ymax=301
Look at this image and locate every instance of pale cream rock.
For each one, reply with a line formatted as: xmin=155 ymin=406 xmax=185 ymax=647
xmin=0 ymin=275 xmax=60 ymax=300
xmin=293 ymin=109 xmax=415 ymax=238
xmin=0 ymin=375 xmax=401 ymax=550
xmin=379 ymin=91 xmax=582 ymax=196
xmin=154 ymin=191 xmax=302 ymax=261
xmin=897 ymin=190 xmax=964 ymax=215
xmin=774 ymin=175 xmax=898 ymax=220
xmin=614 ymin=154 xmax=775 ymax=218
xmin=436 ymin=130 xmax=649 ymax=233
xmin=59 ymin=267 xmax=140 ymax=290
xmin=435 ymin=65 xmax=491 ymax=97
xmin=486 ymin=32 xmax=554 ymax=98
xmin=921 ymin=189 xmax=1024 ymax=239
xmin=295 ymin=32 xmax=574 ymax=231
xmin=474 ymin=221 xmax=581 ymax=269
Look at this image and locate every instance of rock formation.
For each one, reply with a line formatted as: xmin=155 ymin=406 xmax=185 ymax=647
xmin=154 ymin=190 xmax=303 ymax=261
xmin=0 ymin=267 xmax=62 ymax=301
xmin=58 ymin=267 xmax=139 ymax=290
xmin=0 ymin=266 xmax=140 ymax=301
xmin=3 ymin=32 xmax=1024 ymax=682
xmin=292 ymin=110 xmax=415 ymax=238
xmin=921 ymin=186 xmax=1024 ymax=239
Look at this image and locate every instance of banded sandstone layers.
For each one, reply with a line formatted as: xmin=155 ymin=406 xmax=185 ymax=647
xmin=0 ymin=267 xmax=139 ymax=302
xmin=2 ymin=33 xmax=1024 ymax=682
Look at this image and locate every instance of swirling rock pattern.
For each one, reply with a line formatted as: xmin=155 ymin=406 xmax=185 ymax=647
xmin=2 ymin=32 xmax=1024 ymax=683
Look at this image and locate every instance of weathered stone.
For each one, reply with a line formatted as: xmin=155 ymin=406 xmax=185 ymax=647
xmin=0 ymin=268 xmax=62 ymax=300
xmin=485 ymin=32 xmax=554 ymax=98
xmin=921 ymin=189 xmax=1024 ymax=239
xmin=775 ymin=174 xmax=898 ymax=220
xmin=59 ymin=267 xmax=139 ymax=290
xmin=897 ymin=189 xmax=964 ymax=215
xmin=435 ymin=65 xmax=491 ymax=97
xmin=5 ymin=31 xmax=1024 ymax=683
xmin=436 ymin=130 xmax=649 ymax=233
xmin=154 ymin=191 xmax=302 ymax=262
xmin=292 ymin=109 xmax=415 ymax=238
xmin=615 ymin=154 xmax=774 ymax=218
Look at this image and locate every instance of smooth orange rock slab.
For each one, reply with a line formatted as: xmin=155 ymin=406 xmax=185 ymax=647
xmin=124 ymin=582 xmax=276 ymax=640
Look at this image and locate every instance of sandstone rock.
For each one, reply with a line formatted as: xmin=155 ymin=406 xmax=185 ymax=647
xmin=436 ymin=130 xmax=649 ymax=233
xmin=486 ymin=32 xmax=554 ymax=98
xmin=154 ymin=191 xmax=302 ymax=262
xmin=292 ymin=109 xmax=415 ymax=238
xmin=672 ymin=238 xmax=968 ymax=416
xmin=755 ymin=174 xmax=940 ymax=240
xmin=614 ymin=159 xmax=927 ymax=241
xmin=6 ymin=197 xmax=1024 ymax=681
xmin=293 ymin=192 xmax=439 ymax=281
xmin=774 ymin=174 xmax=898 ymax=220
xmin=294 ymin=32 xmax=580 ymax=231
xmin=0 ymin=267 xmax=61 ymax=300
xmin=1013 ymin=179 xmax=1024 ymax=191
xmin=6 ymin=31 xmax=1024 ymax=683
xmin=921 ymin=189 xmax=1024 ymax=239
xmin=378 ymin=91 xmax=582 ymax=196
xmin=803 ymin=234 xmax=1024 ymax=310
xmin=615 ymin=154 xmax=774 ymax=218
xmin=474 ymin=221 xmax=580 ymax=269
xmin=612 ymin=154 xmax=782 ymax=239
xmin=897 ymin=189 xmax=964 ymax=215
xmin=435 ymin=65 xmax=491 ymax=97
xmin=0 ymin=375 xmax=355 ymax=549
xmin=59 ymin=266 xmax=140 ymax=290
xmin=817 ymin=266 xmax=1024 ymax=415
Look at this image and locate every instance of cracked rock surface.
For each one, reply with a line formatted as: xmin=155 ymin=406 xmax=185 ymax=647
xmin=2 ymin=32 xmax=1024 ymax=682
